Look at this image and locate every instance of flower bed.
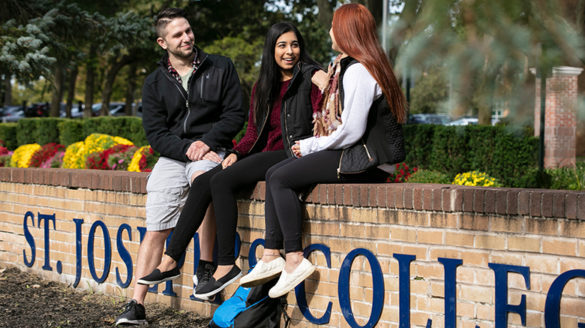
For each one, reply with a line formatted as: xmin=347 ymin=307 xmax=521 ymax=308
xmin=2 ymin=134 xmax=158 ymax=172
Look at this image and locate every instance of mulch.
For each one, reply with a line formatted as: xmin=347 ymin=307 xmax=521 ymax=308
xmin=0 ymin=266 xmax=210 ymax=327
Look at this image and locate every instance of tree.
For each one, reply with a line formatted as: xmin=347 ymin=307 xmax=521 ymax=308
xmin=395 ymin=0 xmax=584 ymax=124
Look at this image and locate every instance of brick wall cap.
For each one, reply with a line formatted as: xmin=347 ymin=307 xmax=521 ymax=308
xmin=1 ymin=167 xmax=585 ymax=219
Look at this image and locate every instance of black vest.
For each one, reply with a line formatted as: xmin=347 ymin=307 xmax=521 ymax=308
xmin=252 ymin=62 xmax=318 ymax=157
xmin=339 ymin=57 xmax=405 ymax=169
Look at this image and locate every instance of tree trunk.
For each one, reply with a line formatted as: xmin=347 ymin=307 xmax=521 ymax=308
xmin=316 ymin=0 xmax=334 ymax=27
xmin=84 ymin=44 xmax=97 ymax=118
xmin=3 ymin=76 xmax=11 ymax=106
xmin=65 ymin=66 xmax=79 ymax=118
xmin=388 ymin=0 xmax=419 ymax=64
xmin=125 ymin=62 xmax=137 ymax=116
xmin=101 ymin=55 xmax=133 ymax=116
xmin=50 ymin=65 xmax=64 ymax=117
xmin=364 ymin=0 xmax=382 ymax=26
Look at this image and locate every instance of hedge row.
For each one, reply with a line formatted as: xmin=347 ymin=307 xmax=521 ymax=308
xmin=403 ymin=125 xmax=539 ymax=188
xmin=0 ymin=117 xmax=148 ymax=149
xmin=0 ymin=119 xmax=541 ymax=188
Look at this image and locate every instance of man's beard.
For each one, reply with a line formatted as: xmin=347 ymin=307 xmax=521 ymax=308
xmin=169 ymin=46 xmax=193 ymax=59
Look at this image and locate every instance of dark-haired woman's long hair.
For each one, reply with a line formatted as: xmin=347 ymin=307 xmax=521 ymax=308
xmin=332 ymin=4 xmax=407 ymax=123
xmin=252 ymin=22 xmax=319 ymax=125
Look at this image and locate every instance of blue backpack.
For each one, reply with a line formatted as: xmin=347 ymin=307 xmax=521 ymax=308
xmin=209 ymin=277 xmax=289 ymax=328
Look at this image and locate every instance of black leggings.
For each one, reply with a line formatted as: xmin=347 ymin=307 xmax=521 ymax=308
xmin=264 ymin=150 xmax=388 ymax=253
xmin=164 ymin=150 xmax=287 ymax=265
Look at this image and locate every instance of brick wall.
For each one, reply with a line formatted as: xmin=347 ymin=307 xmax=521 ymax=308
xmin=1 ymin=168 xmax=585 ymax=327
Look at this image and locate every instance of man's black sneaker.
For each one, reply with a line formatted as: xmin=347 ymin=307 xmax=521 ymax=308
xmin=137 ymin=266 xmax=181 ymax=285
xmin=115 ymin=299 xmax=146 ymax=326
xmin=193 ymin=260 xmax=216 ymax=287
xmin=193 ymin=265 xmax=242 ymax=299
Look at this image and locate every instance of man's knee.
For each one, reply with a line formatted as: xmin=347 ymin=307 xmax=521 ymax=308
xmin=142 ymin=229 xmax=172 ymax=244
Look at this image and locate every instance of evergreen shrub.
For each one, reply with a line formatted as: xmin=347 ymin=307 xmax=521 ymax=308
xmin=58 ymin=120 xmax=84 ymax=146
xmin=17 ymin=118 xmax=65 ymax=146
xmin=83 ymin=117 xmax=147 ymax=146
xmin=403 ymin=124 xmax=539 ymax=187
xmin=0 ymin=123 xmax=18 ymax=150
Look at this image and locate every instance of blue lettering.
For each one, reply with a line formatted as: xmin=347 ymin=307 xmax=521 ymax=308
xmin=115 ymin=223 xmax=133 ymax=288
xmin=394 ymin=253 xmax=416 ymax=328
xmin=72 ymin=218 xmax=84 ymax=287
xmin=339 ymin=248 xmax=385 ymax=328
xmin=248 ymin=238 xmax=265 ymax=269
xmin=296 ymin=244 xmax=332 ymax=324
xmin=22 ymin=211 xmax=35 ymax=267
xmin=37 ymin=213 xmax=56 ymax=271
xmin=88 ymin=220 xmax=112 ymax=283
xmin=438 ymin=257 xmax=463 ymax=328
xmin=489 ymin=263 xmax=530 ymax=327
xmin=544 ymin=269 xmax=585 ymax=327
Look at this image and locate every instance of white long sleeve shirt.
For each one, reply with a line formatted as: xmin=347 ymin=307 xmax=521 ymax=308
xmin=299 ymin=63 xmax=382 ymax=156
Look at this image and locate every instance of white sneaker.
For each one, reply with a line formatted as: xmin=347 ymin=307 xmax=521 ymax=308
xmin=240 ymin=257 xmax=285 ymax=287
xmin=268 ymin=258 xmax=315 ymax=298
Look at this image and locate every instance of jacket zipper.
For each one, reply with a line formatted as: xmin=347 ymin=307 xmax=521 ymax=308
xmin=182 ymin=55 xmax=208 ymax=134
xmin=283 ymin=101 xmax=293 ymax=157
xmin=183 ymin=86 xmax=190 ymax=134
xmin=160 ymin=70 xmax=190 ymax=134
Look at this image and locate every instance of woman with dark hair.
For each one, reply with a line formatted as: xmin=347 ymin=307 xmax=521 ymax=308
xmin=138 ymin=22 xmax=323 ymax=298
xmin=239 ymin=3 xmax=408 ymax=298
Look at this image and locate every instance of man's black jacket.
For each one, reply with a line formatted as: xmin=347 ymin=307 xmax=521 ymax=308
xmin=142 ymin=47 xmax=245 ymax=162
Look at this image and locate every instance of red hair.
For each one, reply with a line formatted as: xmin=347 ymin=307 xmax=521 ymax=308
xmin=332 ymin=3 xmax=407 ymax=123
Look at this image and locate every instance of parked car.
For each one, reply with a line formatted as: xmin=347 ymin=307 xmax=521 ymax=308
xmin=1 ymin=105 xmax=26 ymax=122
xmin=25 ymin=103 xmax=49 ymax=117
xmin=446 ymin=117 xmax=478 ymax=126
xmin=446 ymin=116 xmax=501 ymax=126
xmin=407 ymin=113 xmax=451 ymax=125
xmin=91 ymin=102 xmax=136 ymax=116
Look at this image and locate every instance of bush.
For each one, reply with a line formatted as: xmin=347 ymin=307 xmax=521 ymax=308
xmin=58 ymin=120 xmax=84 ymax=146
xmin=408 ymin=169 xmax=452 ymax=184
xmin=403 ymin=124 xmax=539 ymax=187
xmin=547 ymin=163 xmax=585 ymax=190
xmin=0 ymin=123 xmax=17 ymax=150
xmin=429 ymin=125 xmax=469 ymax=176
xmin=17 ymin=118 xmax=65 ymax=146
xmin=83 ymin=117 xmax=147 ymax=146
xmin=403 ymin=124 xmax=435 ymax=168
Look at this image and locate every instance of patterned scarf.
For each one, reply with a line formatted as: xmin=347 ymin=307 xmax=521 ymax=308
xmin=313 ymin=55 xmax=343 ymax=137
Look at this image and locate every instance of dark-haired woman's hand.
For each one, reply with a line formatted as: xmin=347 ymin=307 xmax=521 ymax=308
xmin=222 ymin=153 xmax=238 ymax=169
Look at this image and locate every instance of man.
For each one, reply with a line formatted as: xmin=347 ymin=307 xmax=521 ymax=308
xmin=115 ymin=8 xmax=244 ymax=325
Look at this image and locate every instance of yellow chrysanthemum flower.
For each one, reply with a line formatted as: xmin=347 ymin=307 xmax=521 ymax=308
xmin=10 ymin=144 xmax=41 ymax=168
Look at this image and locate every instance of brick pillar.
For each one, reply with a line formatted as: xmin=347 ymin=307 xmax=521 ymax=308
xmin=533 ymin=66 xmax=583 ymax=168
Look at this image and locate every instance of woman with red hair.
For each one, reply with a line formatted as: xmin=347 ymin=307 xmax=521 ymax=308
xmin=240 ymin=3 xmax=408 ymax=298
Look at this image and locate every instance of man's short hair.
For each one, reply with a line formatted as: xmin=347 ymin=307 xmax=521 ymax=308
xmin=155 ymin=8 xmax=188 ymax=38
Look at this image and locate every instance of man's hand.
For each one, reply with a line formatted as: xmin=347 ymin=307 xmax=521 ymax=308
xmin=186 ymin=140 xmax=210 ymax=161
xmin=221 ymin=153 xmax=238 ymax=169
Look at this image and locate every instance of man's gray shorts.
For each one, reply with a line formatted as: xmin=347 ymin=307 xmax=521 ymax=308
xmin=145 ymin=154 xmax=224 ymax=231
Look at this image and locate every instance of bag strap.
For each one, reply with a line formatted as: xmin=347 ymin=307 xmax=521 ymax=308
xmin=279 ymin=297 xmax=291 ymax=328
